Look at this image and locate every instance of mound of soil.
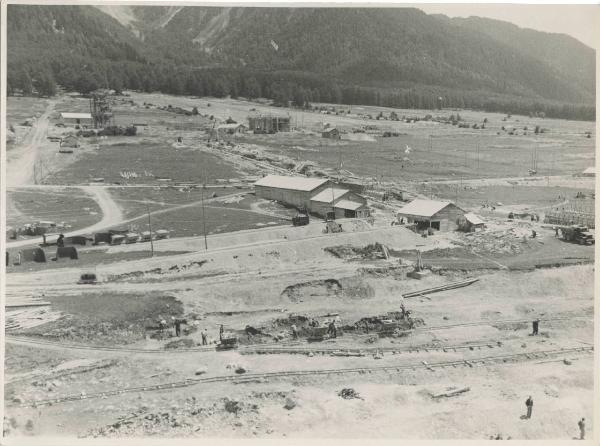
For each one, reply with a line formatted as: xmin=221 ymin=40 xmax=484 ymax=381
xmin=325 ymin=243 xmax=387 ymax=261
xmin=281 ymin=279 xmax=342 ymax=302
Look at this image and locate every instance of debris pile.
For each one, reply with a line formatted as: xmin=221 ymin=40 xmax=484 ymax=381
xmin=338 ymin=388 xmax=362 ymax=400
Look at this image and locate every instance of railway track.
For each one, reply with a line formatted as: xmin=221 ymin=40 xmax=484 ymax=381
xmin=6 ymin=315 xmax=590 ymax=355
xmin=11 ymin=345 xmax=593 ymax=409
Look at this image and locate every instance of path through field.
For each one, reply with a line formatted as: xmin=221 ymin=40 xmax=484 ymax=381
xmin=7 ymin=100 xmax=56 ymax=187
xmin=6 ymin=186 xmax=124 ymax=249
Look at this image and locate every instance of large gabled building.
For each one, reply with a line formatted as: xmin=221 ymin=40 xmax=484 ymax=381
xmin=397 ymin=199 xmax=465 ymax=232
xmin=254 ymin=174 xmax=370 ymax=218
xmin=255 ymin=175 xmax=331 ymax=210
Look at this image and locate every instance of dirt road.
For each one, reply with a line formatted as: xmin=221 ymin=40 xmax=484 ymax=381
xmin=7 ymin=100 xmax=56 ymax=187
xmin=6 ymin=185 xmax=124 ymax=249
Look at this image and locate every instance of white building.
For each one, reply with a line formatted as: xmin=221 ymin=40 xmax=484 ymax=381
xmin=60 ymin=112 xmax=92 ymax=127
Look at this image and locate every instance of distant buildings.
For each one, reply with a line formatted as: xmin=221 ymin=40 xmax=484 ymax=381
xmin=397 ymin=199 xmax=465 ymax=232
xmin=254 ymin=174 xmax=370 ymax=219
xmin=322 ymin=127 xmax=341 ymax=139
xmin=60 ymin=112 xmax=92 ymax=127
xmin=248 ymin=115 xmax=290 ymax=133
xmin=582 ymin=166 xmax=595 ymax=177
xmin=217 ymin=123 xmax=247 ymax=136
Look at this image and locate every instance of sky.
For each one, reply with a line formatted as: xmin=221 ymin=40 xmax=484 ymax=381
xmin=413 ymin=4 xmax=599 ymax=49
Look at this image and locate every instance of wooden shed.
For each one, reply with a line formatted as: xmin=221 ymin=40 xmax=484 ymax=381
xmin=397 ymin=199 xmax=465 ymax=232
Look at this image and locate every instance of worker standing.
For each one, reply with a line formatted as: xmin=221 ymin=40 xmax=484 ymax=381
xmin=525 ymin=396 xmax=533 ymax=419
xmin=219 ymin=324 xmax=224 ymax=342
xmin=578 ymin=418 xmax=585 ymax=440
xmin=201 ymin=329 xmax=208 ymax=345
xmin=532 ymin=319 xmax=539 ymax=336
xmin=400 ymin=302 xmax=407 ymax=319
xmin=174 ymin=319 xmax=182 ymax=337
xmin=328 ymin=320 xmax=337 ymax=338
xmin=555 ymin=227 xmax=559 ymax=237
xmin=291 ymin=324 xmax=298 ymax=339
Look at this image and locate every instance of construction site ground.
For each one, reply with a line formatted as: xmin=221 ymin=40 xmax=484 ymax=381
xmin=4 ymin=91 xmax=595 ymax=439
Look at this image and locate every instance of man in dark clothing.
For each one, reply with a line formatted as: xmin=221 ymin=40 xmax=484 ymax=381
xmin=328 ymin=321 xmax=337 ymax=338
xmin=57 ymin=234 xmax=65 ymax=247
xmin=174 ymin=319 xmax=182 ymax=337
xmin=525 ymin=396 xmax=533 ymax=419
xmin=532 ymin=320 xmax=539 ymax=336
xmin=219 ymin=324 xmax=224 ymax=342
xmin=578 ymin=418 xmax=585 ymax=440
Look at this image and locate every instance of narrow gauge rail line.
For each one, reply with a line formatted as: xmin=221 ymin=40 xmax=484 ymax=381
xmin=6 ymin=315 xmax=589 ymax=355
xmin=12 ymin=346 xmax=593 ymax=408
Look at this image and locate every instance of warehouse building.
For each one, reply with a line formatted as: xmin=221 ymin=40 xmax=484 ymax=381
xmin=255 ymin=175 xmax=331 ymax=210
xmin=310 ymin=187 xmax=369 ymax=219
xmin=60 ymin=112 xmax=93 ymax=127
xmin=255 ymin=174 xmax=370 ymax=218
xmin=397 ymin=199 xmax=465 ymax=232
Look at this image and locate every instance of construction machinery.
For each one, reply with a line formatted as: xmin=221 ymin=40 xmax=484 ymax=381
xmin=560 ymin=225 xmax=595 ymax=245
xmin=216 ymin=335 xmax=238 ymax=351
xmin=78 ymin=273 xmax=98 ymax=285
xmin=323 ymin=220 xmax=343 ymax=234
xmin=292 ymin=211 xmax=310 ymax=226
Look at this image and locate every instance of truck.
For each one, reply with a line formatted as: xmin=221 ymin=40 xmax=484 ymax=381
xmin=561 ymin=225 xmax=595 ymax=245
xmin=323 ymin=220 xmax=343 ymax=234
xmin=292 ymin=211 xmax=309 ymax=227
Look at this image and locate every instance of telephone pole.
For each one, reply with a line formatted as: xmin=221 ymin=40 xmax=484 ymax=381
xmin=201 ymin=183 xmax=208 ymax=250
xmin=146 ymin=203 xmax=154 ymax=257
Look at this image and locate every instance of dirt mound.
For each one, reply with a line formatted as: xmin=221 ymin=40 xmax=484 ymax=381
xmin=325 ymin=243 xmax=387 ymax=261
xmin=107 ymin=260 xmax=207 ymax=282
xmin=281 ymin=279 xmax=342 ymax=302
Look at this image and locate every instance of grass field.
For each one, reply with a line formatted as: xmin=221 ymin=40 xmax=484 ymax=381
xmin=115 ymin=202 xmax=287 ymax=238
xmin=45 ymin=140 xmax=239 ymax=185
xmin=6 ymin=188 xmax=102 ymax=233
xmin=423 ymin=184 xmax=595 ymax=209
xmin=6 ymin=96 xmax=49 ymax=127
xmin=108 ymin=186 xmax=243 ymax=219
xmin=18 ymin=292 xmax=184 ymax=345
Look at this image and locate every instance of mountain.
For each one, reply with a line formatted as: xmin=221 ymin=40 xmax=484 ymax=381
xmin=6 ymin=5 xmax=595 ymax=119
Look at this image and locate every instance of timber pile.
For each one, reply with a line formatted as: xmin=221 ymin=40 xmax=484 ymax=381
xmin=6 ymin=307 xmax=62 ymax=330
xmin=402 ymin=278 xmax=478 ymax=298
xmin=431 ymin=386 xmax=470 ymax=399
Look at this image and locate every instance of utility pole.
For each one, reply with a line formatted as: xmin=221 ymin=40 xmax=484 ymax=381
xmin=201 ymin=183 xmax=208 ymax=250
xmin=146 ymin=202 xmax=154 ymax=257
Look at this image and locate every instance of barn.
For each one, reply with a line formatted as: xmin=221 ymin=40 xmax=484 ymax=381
xmin=60 ymin=112 xmax=92 ymax=127
xmin=397 ymin=199 xmax=465 ymax=232
xmin=310 ymin=187 xmax=369 ymax=219
xmin=255 ymin=175 xmax=330 ymax=210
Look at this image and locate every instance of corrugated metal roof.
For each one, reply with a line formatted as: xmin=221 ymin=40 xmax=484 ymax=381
xmin=60 ymin=113 xmax=92 ymax=119
xmin=310 ymin=187 xmax=350 ymax=203
xmin=464 ymin=213 xmax=485 ymax=225
xmin=397 ymin=199 xmax=455 ymax=218
xmin=335 ymin=199 xmax=366 ymax=211
xmin=255 ymin=175 xmax=329 ymax=192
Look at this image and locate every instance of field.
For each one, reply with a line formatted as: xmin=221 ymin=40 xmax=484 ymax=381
xmin=45 ymin=140 xmax=239 ymax=185
xmin=4 ymin=91 xmax=595 ymax=439
xmin=7 ymin=187 xmax=103 ymax=234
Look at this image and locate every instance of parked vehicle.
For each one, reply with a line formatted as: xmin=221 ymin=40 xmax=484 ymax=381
xmin=561 ymin=225 xmax=595 ymax=245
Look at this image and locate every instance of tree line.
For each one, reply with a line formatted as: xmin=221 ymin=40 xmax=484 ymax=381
xmin=7 ymin=60 xmax=595 ymax=122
